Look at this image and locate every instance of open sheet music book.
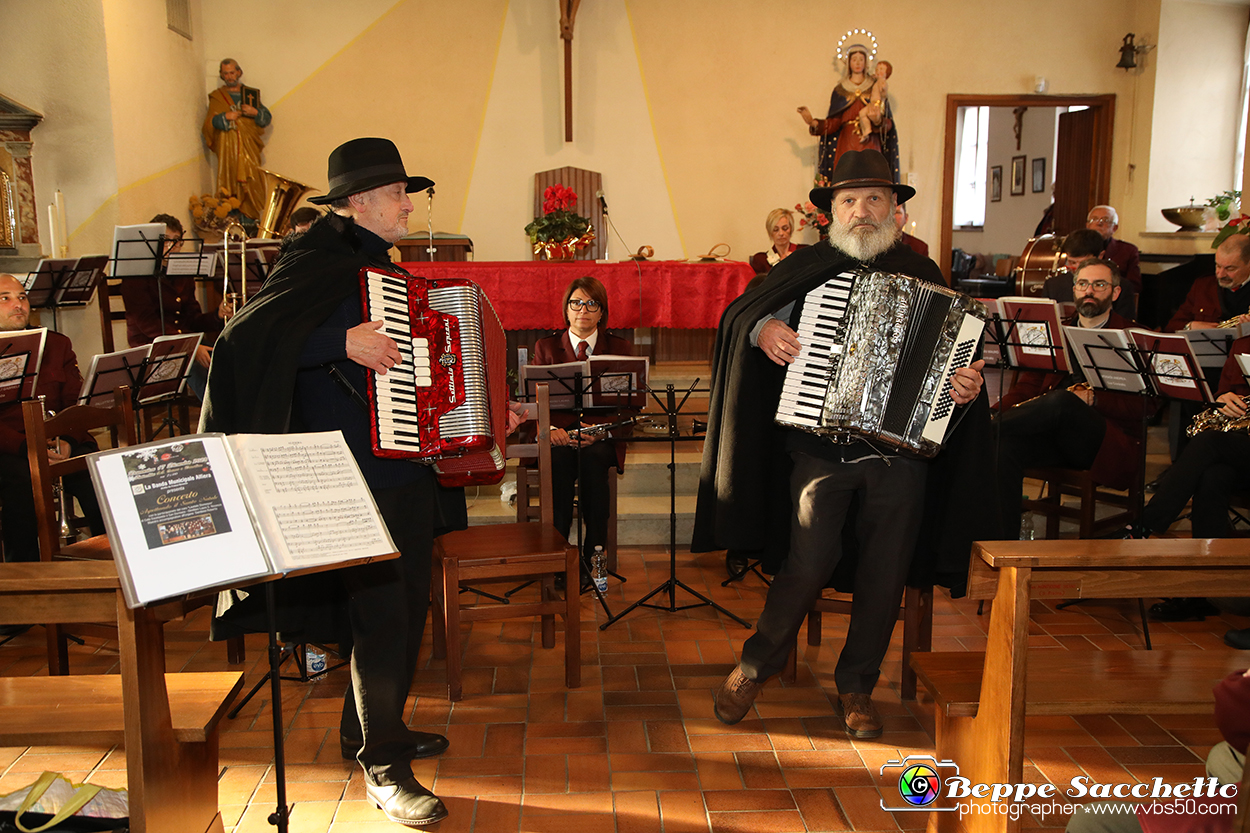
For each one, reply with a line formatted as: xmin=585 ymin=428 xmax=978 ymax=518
xmin=1061 ymin=326 xmax=1212 ymax=401
xmin=88 ymin=431 xmax=396 ymax=608
xmin=996 ymin=296 xmax=1070 ymax=373
xmin=0 ymin=328 xmax=46 ymax=405
xmin=520 ymin=355 xmax=650 ymax=410
xmin=22 ymin=255 xmax=110 ymax=307
xmin=79 ymin=333 xmax=203 ymax=405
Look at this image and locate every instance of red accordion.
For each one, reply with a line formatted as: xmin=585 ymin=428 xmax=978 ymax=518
xmin=359 ymin=267 xmax=508 ymax=487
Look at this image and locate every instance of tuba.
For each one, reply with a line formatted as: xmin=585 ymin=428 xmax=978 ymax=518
xmin=256 ymin=168 xmax=315 ymax=239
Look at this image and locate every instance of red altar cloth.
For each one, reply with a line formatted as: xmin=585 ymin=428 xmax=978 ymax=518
xmin=395 ymin=260 xmax=755 ymax=329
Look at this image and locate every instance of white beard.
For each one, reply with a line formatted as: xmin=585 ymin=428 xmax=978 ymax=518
xmin=827 ymin=214 xmax=900 ymax=262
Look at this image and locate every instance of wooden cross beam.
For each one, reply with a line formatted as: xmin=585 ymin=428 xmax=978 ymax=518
xmin=560 ymin=0 xmax=582 ymax=142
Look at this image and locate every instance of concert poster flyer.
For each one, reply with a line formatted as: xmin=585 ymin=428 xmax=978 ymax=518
xmin=122 ymin=440 xmax=231 ymax=550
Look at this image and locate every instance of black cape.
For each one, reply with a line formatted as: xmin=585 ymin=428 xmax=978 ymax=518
xmin=690 ymin=240 xmax=997 ymax=595
xmin=201 ymin=212 xmax=467 ymax=641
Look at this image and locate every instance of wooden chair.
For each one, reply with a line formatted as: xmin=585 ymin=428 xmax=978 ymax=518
xmin=1023 ymin=466 xmax=1142 ymax=538
xmin=25 ymin=387 xmax=136 ymax=674
xmin=781 ymin=585 xmax=933 ymax=700
xmin=515 ymin=457 xmax=619 ymax=571
xmin=534 ymin=166 xmax=605 ymax=261
xmin=96 ymin=272 xmax=127 ymax=353
xmin=431 ymin=383 xmax=580 ymax=701
xmin=23 ymin=388 xmax=244 ymax=671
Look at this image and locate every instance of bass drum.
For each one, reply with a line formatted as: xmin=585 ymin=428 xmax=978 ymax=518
xmin=1012 ymin=234 xmax=1062 ymax=296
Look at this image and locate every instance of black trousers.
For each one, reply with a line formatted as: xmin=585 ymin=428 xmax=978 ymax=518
xmin=1141 ymin=430 xmax=1250 ymax=536
xmin=550 ymin=441 xmax=616 ymax=559
xmin=740 ymin=451 xmax=926 ymax=695
xmin=0 ymin=443 xmax=104 ymax=563
xmin=339 ymin=475 xmax=435 ymax=786
xmin=994 ymin=389 xmax=1106 ymax=539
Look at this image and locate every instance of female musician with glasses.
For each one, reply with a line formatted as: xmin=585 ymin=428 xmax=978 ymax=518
xmin=530 ymin=277 xmax=635 ymax=582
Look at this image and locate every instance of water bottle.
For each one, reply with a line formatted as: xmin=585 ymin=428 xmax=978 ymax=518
xmin=591 ymin=546 xmax=608 ymax=592
xmin=305 ymin=645 xmax=327 ymax=676
xmin=1019 ymin=504 xmax=1036 ymax=541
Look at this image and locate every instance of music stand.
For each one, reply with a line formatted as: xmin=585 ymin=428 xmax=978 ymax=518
xmin=602 ymin=379 xmax=751 ymax=631
xmin=519 ymin=359 xmax=641 ymax=615
xmin=79 ymin=334 xmax=202 ymax=440
xmin=21 ymin=256 xmax=110 ymax=333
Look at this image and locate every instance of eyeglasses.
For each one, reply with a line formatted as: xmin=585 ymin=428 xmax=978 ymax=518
xmin=1088 ymin=217 xmax=1115 ymax=227
xmin=567 ymin=299 xmax=601 ymax=311
xmin=1073 ymin=279 xmax=1112 ymax=291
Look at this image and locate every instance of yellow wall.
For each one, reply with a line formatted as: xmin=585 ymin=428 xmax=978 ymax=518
xmin=3 ymin=0 xmax=1202 ymax=350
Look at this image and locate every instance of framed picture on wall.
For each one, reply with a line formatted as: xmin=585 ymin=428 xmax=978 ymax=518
xmin=990 ymin=166 xmax=1003 ymax=202
xmin=1032 ymin=158 xmax=1046 ymax=193
xmin=1010 ymin=155 xmax=1026 ymax=196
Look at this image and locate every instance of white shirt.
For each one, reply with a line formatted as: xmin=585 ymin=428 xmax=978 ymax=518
xmin=569 ymin=328 xmax=600 ymax=357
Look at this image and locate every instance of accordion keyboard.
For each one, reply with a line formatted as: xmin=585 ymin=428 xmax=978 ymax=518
xmin=776 ymin=271 xmax=857 ymax=429
xmin=364 ymin=269 xmax=434 ymax=452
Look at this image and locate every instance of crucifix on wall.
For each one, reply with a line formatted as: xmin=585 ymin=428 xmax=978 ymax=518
xmin=560 ymin=0 xmax=582 ymax=142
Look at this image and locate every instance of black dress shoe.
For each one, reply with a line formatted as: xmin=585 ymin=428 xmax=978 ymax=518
xmin=340 ymin=730 xmax=450 ymax=761
xmin=1224 ymin=627 xmax=1250 ymax=649
xmin=365 ymin=777 xmax=448 ymax=827
xmin=1148 ymin=597 xmax=1220 ymax=622
xmin=725 ymin=551 xmax=750 ymax=578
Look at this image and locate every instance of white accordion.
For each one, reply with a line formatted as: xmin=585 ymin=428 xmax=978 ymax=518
xmin=775 ymin=270 xmax=988 ymax=458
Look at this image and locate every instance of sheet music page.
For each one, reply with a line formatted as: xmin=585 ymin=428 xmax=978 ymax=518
xmin=1237 ymin=353 xmax=1250 ymax=384
xmin=1182 ymin=327 xmax=1237 ymax=369
xmin=1128 ymin=329 xmax=1212 ymax=402
xmin=227 ymin=431 xmax=396 ymax=573
xmin=521 ymin=361 xmax=590 ymax=409
xmin=0 ymin=328 xmax=46 ymax=404
xmin=110 ymin=223 xmax=165 ymax=277
xmin=1062 ymin=327 xmax=1148 ymax=394
xmin=87 ymin=434 xmax=272 ymax=608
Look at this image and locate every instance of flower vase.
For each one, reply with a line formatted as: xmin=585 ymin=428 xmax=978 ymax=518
xmin=541 ymin=238 xmax=579 ymax=262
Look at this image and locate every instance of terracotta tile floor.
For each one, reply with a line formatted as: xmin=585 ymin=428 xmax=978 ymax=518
xmin=1 ymin=546 xmax=1246 ymax=832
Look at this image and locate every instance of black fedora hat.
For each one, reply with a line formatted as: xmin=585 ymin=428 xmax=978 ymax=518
xmin=809 ymin=149 xmax=914 ymax=211
xmin=307 ymin=137 xmax=434 ymax=205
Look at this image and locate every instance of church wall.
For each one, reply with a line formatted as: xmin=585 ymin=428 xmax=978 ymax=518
xmin=3 ymin=0 xmax=1192 ymax=355
xmin=1145 ymin=0 xmax=1249 ymax=231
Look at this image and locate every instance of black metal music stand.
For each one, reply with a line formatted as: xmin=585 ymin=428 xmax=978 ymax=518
xmin=601 ymin=380 xmax=751 ymax=630
xmin=518 ymin=363 xmax=629 ymax=617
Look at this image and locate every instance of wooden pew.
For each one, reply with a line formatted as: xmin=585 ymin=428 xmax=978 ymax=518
xmin=909 ymin=539 xmax=1250 ymax=833
xmin=0 ymin=561 xmax=243 ymax=833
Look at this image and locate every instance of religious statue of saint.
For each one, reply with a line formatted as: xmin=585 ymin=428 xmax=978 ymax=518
xmin=201 ymin=57 xmax=272 ymax=221
xmin=797 ymin=44 xmax=900 ymax=185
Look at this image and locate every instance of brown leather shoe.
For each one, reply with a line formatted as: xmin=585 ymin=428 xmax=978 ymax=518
xmin=713 ymin=664 xmax=763 ymax=725
xmin=835 ymin=692 xmax=883 ymax=738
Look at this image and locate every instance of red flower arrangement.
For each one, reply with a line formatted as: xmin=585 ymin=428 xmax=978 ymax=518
xmin=796 ymin=201 xmax=831 ymax=240
xmin=525 ymin=183 xmax=595 ymax=259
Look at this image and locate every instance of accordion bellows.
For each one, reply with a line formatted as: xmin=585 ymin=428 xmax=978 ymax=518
xmin=776 ymin=271 xmax=987 ymax=458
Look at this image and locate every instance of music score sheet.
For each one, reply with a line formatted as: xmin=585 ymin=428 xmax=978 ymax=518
xmin=89 ymin=431 xmax=396 ymax=608
xmin=230 ymin=432 xmax=393 ymax=569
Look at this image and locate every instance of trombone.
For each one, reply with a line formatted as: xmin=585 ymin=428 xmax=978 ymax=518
xmin=222 ymin=220 xmax=248 ymax=316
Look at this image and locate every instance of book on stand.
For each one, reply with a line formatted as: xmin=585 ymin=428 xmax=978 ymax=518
xmin=88 ymin=431 xmax=396 ymax=608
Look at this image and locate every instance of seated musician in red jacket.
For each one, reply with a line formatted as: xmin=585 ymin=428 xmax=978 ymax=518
xmin=530 ymin=277 xmax=633 ymax=572
xmin=994 ymin=259 xmax=1157 ymax=538
xmin=1164 ymin=235 xmax=1250 ymax=332
xmin=0 ymin=274 xmax=104 ymax=564
xmin=1124 ymin=333 xmax=1250 ymax=626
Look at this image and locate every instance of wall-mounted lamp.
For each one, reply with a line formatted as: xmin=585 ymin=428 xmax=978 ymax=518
xmin=1116 ymin=33 xmax=1155 ymax=70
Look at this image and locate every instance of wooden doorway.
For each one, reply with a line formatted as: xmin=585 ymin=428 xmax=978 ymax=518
xmin=939 ymin=94 xmax=1115 ymax=281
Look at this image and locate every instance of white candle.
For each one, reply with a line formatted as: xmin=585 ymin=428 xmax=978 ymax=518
xmin=54 ymin=190 xmax=68 ymax=255
xmin=47 ymin=203 xmax=58 ymax=255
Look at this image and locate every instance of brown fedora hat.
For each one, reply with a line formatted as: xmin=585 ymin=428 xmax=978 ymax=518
xmin=307 ymin=137 xmax=434 ymax=205
xmin=809 ymin=149 xmax=914 ymax=211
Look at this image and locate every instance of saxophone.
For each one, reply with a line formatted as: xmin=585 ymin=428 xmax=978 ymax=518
xmin=1186 ymin=407 xmax=1250 ymax=436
